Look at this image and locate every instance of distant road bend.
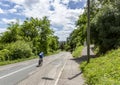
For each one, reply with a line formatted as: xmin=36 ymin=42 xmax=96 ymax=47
xmin=0 ymin=52 xmax=69 ymax=85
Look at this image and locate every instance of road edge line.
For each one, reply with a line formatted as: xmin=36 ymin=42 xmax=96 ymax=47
xmin=0 ymin=64 xmax=36 ymax=79
xmin=54 ymin=59 xmax=67 ymax=85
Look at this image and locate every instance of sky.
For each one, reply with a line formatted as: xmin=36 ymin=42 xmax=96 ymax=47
xmin=0 ymin=0 xmax=86 ymax=41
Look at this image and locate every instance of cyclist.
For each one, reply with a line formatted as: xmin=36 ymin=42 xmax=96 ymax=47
xmin=37 ymin=52 xmax=44 ymax=67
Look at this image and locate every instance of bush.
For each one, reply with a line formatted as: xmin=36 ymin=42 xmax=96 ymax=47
xmin=80 ymin=48 xmax=120 ymax=85
xmin=5 ymin=41 xmax=33 ymax=60
xmin=91 ymin=5 xmax=120 ymax=54
xmin=72 ymin=46 xmax=84 ymax=58
xmin=0 ymin=49 xmax=11 ymax=61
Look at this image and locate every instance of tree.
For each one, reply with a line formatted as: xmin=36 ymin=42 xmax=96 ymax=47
xmin=0 ymin=22 xmax=21 ymax=43
xmin=0 ymin=17 xmax=59 ymax=61
xmin=67 ymin=13 xmax=87 ymax=51
xmin=90 ymin=0 xmax=120 ymax=53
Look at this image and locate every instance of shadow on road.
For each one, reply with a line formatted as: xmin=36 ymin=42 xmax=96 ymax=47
xmin=70 ymin=55 xmax=96 ymax=64
xmin=68 ymin=71 xmax=82 ymax=80
xmin=42 ymin=77 xmax=54 ymax=80
xmin=68 ymin=55 xmax=96 ymax=79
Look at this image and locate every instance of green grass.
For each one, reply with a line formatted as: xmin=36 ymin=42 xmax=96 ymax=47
xmin=0 ymin=50 xmax=60 ymax=66
xmin=72 ymin=46 xmax=84 ymax=58
xmin=0 ymin=56 xmax=37 ymax=66
xmin=80 ymin=48 xmax=120 ymax=85
xmin=46 ymin=50 xmax=61 ymax=56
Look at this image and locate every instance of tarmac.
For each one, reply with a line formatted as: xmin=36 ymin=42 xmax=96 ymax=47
xmin=17 ymin=46 xmax=95 ymax=85
xmin=57 ymin=54 xmax=85 ymax=85
xmin=57 ymin=45 xmax=95 ymax=85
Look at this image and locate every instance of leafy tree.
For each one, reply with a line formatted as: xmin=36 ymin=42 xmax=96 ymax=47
xmin=67 ymin=0 xmax=120 ymax=54
xmin=19 ymin=17 xmax=55 ymax=54
xmin=0 ymin=17 xmax=59 ymax=61
xmin=48 ymin=36 xmax=59 ymax=52
xmin=67 ymin=13 xmax=87 ymax=51
xmin=39 ymin=17 xmax=54 ymax=54
xmin=91 ymin=1 xmax=120 ymax=53
xmin=20 ymin=17 xmax=39 ymax=41
xmin=0 ymin=22 xmax=21 ymax=43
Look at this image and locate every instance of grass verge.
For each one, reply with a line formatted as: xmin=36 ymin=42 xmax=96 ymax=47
xmin=72 ymin=46 xmax=84 ymax=58
xmin=0 ymin=50 xmax=60 ymax=66
xmin=0 ymin=56 xmax=36 ymax=66
xmin=80 ymin=48 xmax=120 ymax=85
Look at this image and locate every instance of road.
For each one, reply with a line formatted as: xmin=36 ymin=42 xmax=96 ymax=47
xmin=0 ymin=52 xmax=69 ymax=85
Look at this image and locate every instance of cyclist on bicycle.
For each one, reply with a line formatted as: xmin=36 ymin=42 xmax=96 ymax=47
xmin=37 ymin=52 xmax=44 ymax=67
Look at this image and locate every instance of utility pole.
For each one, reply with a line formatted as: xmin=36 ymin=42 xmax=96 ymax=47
xmin=87 ymin=0 xmax=90 ymax=63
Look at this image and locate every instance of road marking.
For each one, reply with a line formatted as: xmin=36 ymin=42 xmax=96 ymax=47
xmin=54 ymin=58 xmax=67 ymax=85
xmin=0 ymin=63 xmax=36 ymax=79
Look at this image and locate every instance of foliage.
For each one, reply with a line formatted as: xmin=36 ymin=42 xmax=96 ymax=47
xmin=80 ymin=48 xmax=120 ymax=85
xmin=72 ymin=46 xmax=84 ymax=58
xmin=58 ymin=41 xmax=64 ymax=50
xmin=0 ymin=22 xmax=21 ymax=43
xmin=91 ymin=2 xmax=120 ymax=53
xmin=67 ymin=13 xmax=87 ymax=51
xmin=67 ymin=0 xmax=120 ymax=54
xmin=0 ymin=43 xmax=5 ymax=50
xmin=48 ymin=36 xmax=59 ymax=53
xmin=0 ymin=49 xmax=11 ymax=61
xmin=0 ymin=56 xmax=36 ymax=66
xmin=20 ymin=17 xmax=55 ymax=54
xmin=5 ymin=41 xmax=33 ymax=60
xmin=0 ymin=17 xmax=59 ymax=62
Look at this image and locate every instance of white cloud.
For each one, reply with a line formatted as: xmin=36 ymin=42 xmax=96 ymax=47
xmin=62 ymin=0 xmax=69 ymax=4
xmin=0 ymin=8 xmax=4 ymax=13
xmin=10 ymin=0 xmax=25 ymax=4
xmin=2 ymin=18 xmax=23 ymax=25
xmin=8 ymin=8 xmax=17 ymax=13
xmin=0 ymin=2 xmax=10 ymax=7
xmin=0 ymin=28 xmax=7 ymax=33
xmin=73 ymin=0 xmax=80 ymax=1
xmin=14 ymin=5 xmax=22 ymax=9
xmin=2 ymin=18 xmax=17 ymax=24
xmin=9 ymin=0 xmax=85 ymax=41
xmin=23 ymin=2 xmax=50 ymax=18
xmin=55 ymin=30 xmax=72 ymax=41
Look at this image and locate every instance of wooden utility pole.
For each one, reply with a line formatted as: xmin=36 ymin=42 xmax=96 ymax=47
xmin=87 ymin=0 xmax=90 ymax=63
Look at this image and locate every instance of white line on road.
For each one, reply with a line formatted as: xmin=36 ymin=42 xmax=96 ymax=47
xmin=0 ymin=63 xmax=36 ymax=79
xmin=54 ymin=59 xmax=67 ymax=85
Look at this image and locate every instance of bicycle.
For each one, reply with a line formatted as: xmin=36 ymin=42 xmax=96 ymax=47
xmin=37 ymin=58 xmax=43 ymax=67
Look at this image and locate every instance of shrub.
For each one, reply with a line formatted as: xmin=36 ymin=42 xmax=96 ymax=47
xmin=0 ymin=49 xmax=11 ymax=61
xmin=5 ymin=41 xmax=33 ymax=60
xmin=80 ymin=48 xmax=120 ymax=85
xmin=72 ymin=46 xmax=84 ymax=58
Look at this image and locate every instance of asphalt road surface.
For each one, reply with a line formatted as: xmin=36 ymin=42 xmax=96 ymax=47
xmin=0 ymin=52 xmax=69 ymax=85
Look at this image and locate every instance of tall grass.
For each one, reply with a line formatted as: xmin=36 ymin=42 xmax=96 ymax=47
xmin=0 ymin=56 xmax=36 ymax=66
xmin=80 ymin=48 xmax=120 ymax=85
xmin=72 ymin=46 xmax=84 ymax=58
xmin=0 ymin=50 xmax=60 ymax=66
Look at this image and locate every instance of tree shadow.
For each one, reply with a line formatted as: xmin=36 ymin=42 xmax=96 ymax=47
xmin=70 ymin=55 xmax=96 ymax=64
xmin=68 ymin=71 xmax=82 ymax=80
xmin=70 ymin=54 xmax=96 ymax=74
xmin=42 ymin=77 xmax=54 ymax=80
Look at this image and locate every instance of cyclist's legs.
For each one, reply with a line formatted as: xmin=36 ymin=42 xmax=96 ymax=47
xmin=38 ymin=58 xmax=43 ymax=66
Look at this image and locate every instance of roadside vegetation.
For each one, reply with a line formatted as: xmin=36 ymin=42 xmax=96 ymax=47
xmin=0 ymin=56 xmax=36 ymax=66
xmin=72 ymin=46 xmax=84 ymax=58
xmin=0 ymin=17 xmax=59 ymax=65
xmin=80 ymin=48 xmax=120 ymax=84
xmin=0 ymin=0 xmax=120 ymax=84
xmin=66 ymin=0 xmax=120 ymax=84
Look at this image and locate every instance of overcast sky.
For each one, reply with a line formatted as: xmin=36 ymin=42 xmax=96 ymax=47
xmin=0 ymin=0 xmax=86 ymax=41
